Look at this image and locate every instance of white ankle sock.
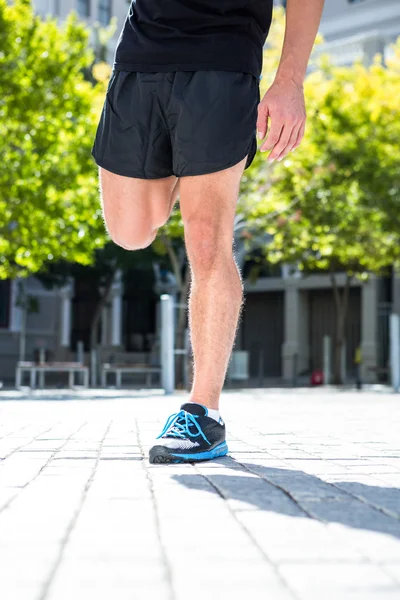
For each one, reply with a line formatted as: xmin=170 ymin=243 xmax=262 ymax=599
xmin=206 ymin=407 xmax=221 ymax=422
xmin=188 ymin=402 xmax=220 ymax=422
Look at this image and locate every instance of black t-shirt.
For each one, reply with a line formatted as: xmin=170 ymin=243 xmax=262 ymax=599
xmin=114 ymin=0 xmax=274 ymax=79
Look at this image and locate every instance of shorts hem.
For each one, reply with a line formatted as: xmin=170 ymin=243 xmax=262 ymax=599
xmin=177 ymin=138 xmax=256 ymax=177
xmin=177 ymin=155 xmax=249 ymax=178
xmin=92 ymin=156 xmax=174 ymax=180
xmin=92 ymin=145 xmax=257 ymax=180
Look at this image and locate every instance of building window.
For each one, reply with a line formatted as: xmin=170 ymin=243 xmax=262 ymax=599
xmin=77 ymin=0 xmax=91 ymax=18
xmin=98 ymin=0 xmax=112 ymax=25
xmin=0 ymin=281 xmax=10 ymax=328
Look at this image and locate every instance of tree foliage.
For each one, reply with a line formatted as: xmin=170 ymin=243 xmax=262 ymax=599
xmin=0 ymin=0 xmax=110 ymax=279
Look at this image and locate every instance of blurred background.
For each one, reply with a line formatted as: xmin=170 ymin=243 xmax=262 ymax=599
xmin=1 ymin=0 xmax=400 ymax=392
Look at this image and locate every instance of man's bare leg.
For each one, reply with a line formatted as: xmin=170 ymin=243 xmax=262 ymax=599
xmin=101 ymin=159 xmax=245 ymax=414
xmin=180 ymin=157 xmax=247 ymax=410
xmin=99 ymin=167 xmax=179 ymax=249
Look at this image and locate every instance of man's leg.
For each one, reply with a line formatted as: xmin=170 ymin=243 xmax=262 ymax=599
xmin=99 ymin=167 xmax=179 ymax=249
xmin=180 ymin=157 xmax=247 ymax=410
xmin=148 ymin=157 xmax=246 ymax=464
xmin=101 ymin=159 xmax=244 ymax=405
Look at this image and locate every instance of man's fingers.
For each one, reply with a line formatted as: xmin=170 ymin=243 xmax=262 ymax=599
xmin=261 ymin=117 xmax=306 ymax=162
xmin=256 ymin=105 xmax=269 ymax=140
xmin=293 ymin=120 xmax=306 ymax=150
xmin=276 ymin=124 xmax=301 ymax=160
xmin=257 ymin=95 xmax=306 ymax=160
xmin=264 ymin=124 xmax=292 ymax=161
xmin=260 ymin=120 xmax=284 ymax=153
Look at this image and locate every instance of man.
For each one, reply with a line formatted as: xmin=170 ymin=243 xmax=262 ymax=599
xmin=92 ymin=0 xmax=325 ymax=464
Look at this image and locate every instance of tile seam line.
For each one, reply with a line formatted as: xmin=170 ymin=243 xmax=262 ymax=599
xmin=38 ymin=421 xmax=112 ymax=600
xmin=194 ymin=460 xmax=302 ymax=600
xmin=136 ymin=419 xmax=175 ymax=600
xmin=0 ymin=421 xmax=88 ymax=514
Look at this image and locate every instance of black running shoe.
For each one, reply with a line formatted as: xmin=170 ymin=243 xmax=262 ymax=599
xmin=149 ymin=403 xmax=228 ymax=464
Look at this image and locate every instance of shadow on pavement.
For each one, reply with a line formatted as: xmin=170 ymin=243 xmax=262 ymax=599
xmin=173 ymin=458 xmax=400 ymax=539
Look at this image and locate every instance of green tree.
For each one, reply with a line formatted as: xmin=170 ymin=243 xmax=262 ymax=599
xmin=0 ymin=0 xmax=110 ymax=279
xmin=243 ymin=40 xmax=400 ymax=383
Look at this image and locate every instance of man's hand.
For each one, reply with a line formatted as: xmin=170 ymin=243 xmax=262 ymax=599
xmin=256 ymin=0 xmax=325 ymax=162
xmin=257 ymin=76 xmax=306 ymax=163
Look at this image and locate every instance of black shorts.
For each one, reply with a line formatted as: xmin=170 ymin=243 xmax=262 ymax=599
xmin=91 ymin=70 xmax=260 ymax=179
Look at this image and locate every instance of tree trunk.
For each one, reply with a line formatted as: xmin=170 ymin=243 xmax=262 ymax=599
xmin=331 ymin=273 xmax=351 ymax=385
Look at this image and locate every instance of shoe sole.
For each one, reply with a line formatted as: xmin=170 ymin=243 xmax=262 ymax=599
xmin=149 ymin=441 xmax=228 ymax=464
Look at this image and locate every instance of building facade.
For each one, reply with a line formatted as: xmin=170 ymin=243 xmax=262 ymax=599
xmin=318 ymin=0 xmax=400 ymax=65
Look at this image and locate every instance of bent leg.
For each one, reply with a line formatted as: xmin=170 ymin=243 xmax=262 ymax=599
xmin=99 ymin=168 xmax=179 ymax=250
xmin=180 ymin=157 xmax=247 ymax=410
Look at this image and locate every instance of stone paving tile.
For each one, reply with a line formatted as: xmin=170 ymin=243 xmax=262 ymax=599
xmin=324 ymin=524 xmax=400 ymax=563
xmin=235 ymin=512 xmax=366 ymax=563
xmin=278 ymin=563 xmax=399 ymax=596
xmin=0 ymin=389 xmax=400 ymax=600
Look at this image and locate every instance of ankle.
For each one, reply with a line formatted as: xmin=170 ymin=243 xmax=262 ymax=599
xmin=187 ymin=401 xmax=220 ymax=422
xmin=188 ymin=397 xmax=219 ymax=411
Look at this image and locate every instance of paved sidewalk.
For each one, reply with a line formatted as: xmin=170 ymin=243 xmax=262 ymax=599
xmin=1 ymin=388 xmax=400 ymax=600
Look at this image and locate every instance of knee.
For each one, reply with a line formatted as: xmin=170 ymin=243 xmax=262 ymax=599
xmin=108 ymin=224 xmax=157 ymax=251
xmin=185 ymin=220 xmax=223 ymax=274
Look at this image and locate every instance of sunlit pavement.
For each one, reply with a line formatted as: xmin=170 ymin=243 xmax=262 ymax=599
xmin=1 ymin=387 xmax=400 ymax=600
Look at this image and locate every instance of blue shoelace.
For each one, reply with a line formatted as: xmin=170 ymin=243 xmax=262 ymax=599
xmin=157 ymin=410 xmax=211 ymax=445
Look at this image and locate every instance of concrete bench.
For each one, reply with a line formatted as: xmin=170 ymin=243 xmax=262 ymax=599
xmin=101 ymin=363 xmax=161 ymax=388
xmin=16 ymin=362 xmax=89 ymax=389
